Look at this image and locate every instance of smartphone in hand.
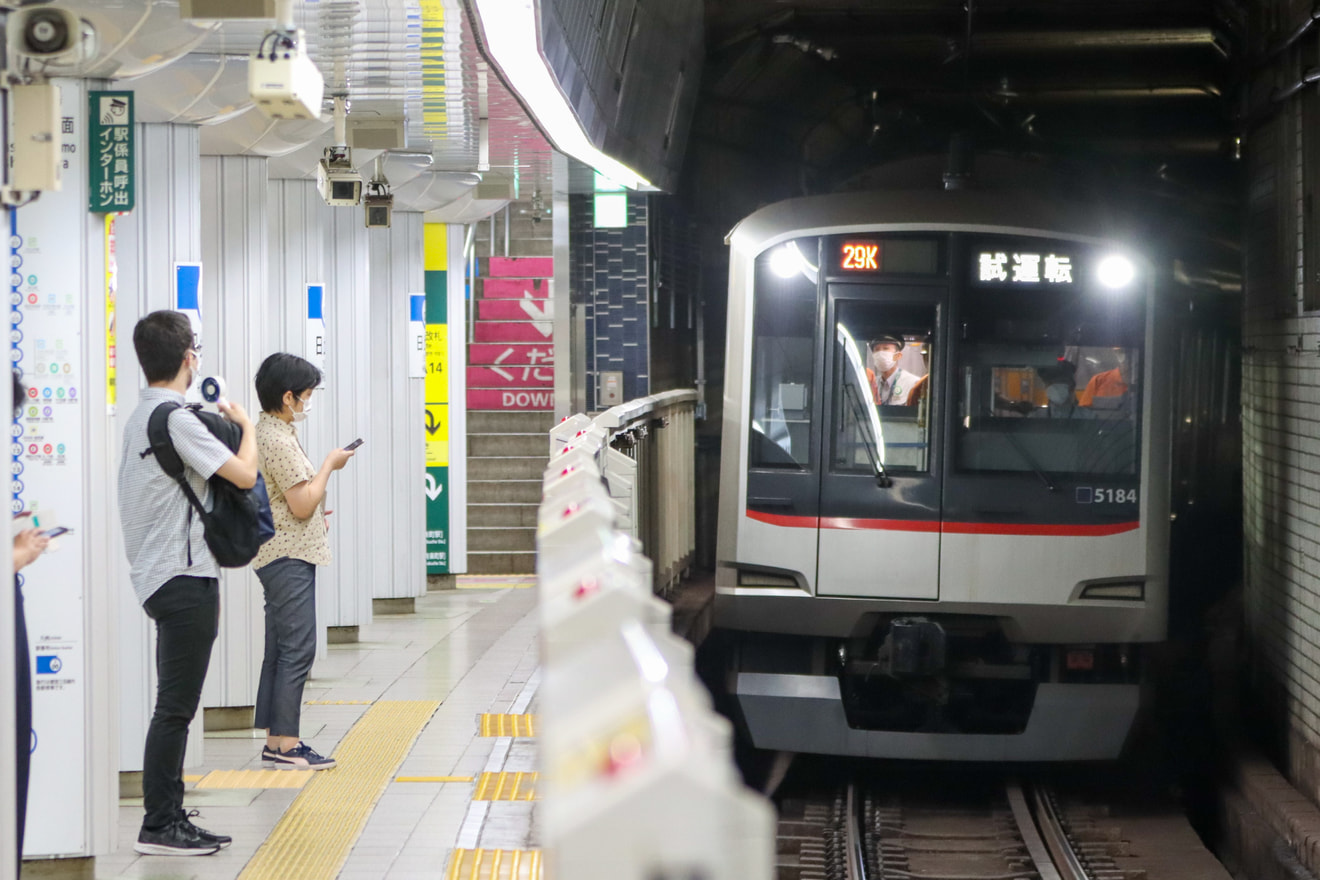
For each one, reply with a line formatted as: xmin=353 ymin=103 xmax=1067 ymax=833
xmin=343 ymin=439 xmax=364 ymax=451
xmin=41 ymin=527 xmax=71 ymax=538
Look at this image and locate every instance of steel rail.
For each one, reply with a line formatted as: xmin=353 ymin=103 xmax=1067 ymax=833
xmin=845 ymin=783 xmax=866 ymax=880
xmin=1030 ymin=785 xmax=1090 ymax=880
xmin=1005 ymin=780 xmax=1065 ymax=880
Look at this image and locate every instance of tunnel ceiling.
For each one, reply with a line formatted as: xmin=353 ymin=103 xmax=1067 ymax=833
xmin=687 ymin=0 xmax=1250 ymax=247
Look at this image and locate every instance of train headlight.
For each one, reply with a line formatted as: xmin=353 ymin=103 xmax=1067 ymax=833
xmin=1096 ymin=254 xmax=1136 ymax=289
xmin=769 ymin=245 xmax=803 ymax=279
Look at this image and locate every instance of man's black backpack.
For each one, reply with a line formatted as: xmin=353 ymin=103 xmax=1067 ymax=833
xmin=142 ymin=402 xmax=276 ymax=568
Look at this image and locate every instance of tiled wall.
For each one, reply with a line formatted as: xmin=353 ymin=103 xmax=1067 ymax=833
xmin=570 ymin=193 xmax=650 ymax=410
xmin=1243 ymin=74 xmax=1320 ymax=794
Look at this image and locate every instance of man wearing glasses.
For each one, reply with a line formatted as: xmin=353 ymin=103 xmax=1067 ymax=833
xmin=117 ymin=311 xmax=258 ymax=856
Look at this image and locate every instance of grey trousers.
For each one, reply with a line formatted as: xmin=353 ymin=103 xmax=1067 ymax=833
xmin=253 ymin=557 xmax=316 ymax=738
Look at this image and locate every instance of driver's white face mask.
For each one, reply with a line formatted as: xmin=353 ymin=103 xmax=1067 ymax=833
xmin=874 ymin=351 xmax=899 ymax=372
xmin=1046 ymin=384 xmax=1073 ymax=406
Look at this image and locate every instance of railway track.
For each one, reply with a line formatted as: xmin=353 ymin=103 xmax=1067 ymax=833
xmin=776 ymin=778 xmax=1097 ymax=880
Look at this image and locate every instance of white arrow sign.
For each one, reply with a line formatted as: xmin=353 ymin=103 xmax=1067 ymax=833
xmin=520 ymin=292 xmax=553 ymax=338
xmin=425 ymin=473 xmax=443 ymax=501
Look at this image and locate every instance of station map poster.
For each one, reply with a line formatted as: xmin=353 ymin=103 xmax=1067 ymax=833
xmin=424 ymin=224 xmax=449 ymax=573
xmin=12 ymin=78 xmax=89 ymax=856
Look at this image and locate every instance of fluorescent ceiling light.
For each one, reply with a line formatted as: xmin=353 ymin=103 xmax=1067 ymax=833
xmin=473 ymin=0 xmax=653 ymax=191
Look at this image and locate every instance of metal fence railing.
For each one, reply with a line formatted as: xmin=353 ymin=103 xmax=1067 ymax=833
xmin=551 ymin=389 xmax=698 ymax=597
xmin=537 ymin=391 xmax=773 ymax=880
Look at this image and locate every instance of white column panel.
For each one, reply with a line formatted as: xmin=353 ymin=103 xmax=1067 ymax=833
xmin=113 ymin=123 xmax=204 ymax=772
xmin=446 ymin=225 xmax=467 ymax=573
xmin=312 ymin=206 xmax=373 ymax=627
xmin=369 ymin=214 xmax=426 ymax=599
xmin=199 ymin=156 xmax=270 ymax=711
xmin=266 ymin=180 xmax=340 ymax=659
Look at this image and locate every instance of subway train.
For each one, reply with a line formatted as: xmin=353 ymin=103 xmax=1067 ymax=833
xmin=712 ymin=180 xmax=1239 ymax=762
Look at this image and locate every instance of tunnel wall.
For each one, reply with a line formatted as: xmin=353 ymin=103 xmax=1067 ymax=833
xmin=1242 ymin=36 xmax=1320 ymax=798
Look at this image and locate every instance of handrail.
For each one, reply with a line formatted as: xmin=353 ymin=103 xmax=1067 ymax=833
xmin=537 ymin=392 xmax=774 ymax=880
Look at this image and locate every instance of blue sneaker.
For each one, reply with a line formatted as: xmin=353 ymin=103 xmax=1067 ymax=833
xmin=262 ymin=742 xmax=337 ymax=770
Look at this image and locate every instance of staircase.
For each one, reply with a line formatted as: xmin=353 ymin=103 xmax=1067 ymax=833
xmin=466 ymin=246 xmax=555 ymax=574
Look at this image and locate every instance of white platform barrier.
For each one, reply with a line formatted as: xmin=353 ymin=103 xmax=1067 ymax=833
xmin=538 ymin=401 xmax=775 ymax=880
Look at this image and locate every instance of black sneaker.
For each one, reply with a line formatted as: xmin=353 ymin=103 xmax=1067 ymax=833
xmin=179 ymin=809 xmax=231 ymax=848
xmin=262 ymin=741 xmax=336 ymax=770
xmin=133 ymin=819 xmax=221 ymax=856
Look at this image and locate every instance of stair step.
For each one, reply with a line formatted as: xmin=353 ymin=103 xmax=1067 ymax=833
xmin=469 ymin=457 xmax=548 ymax=481
xmin=481 ymin=277 xmax=550 ymax=299
xmin=468 ymin=411 xmax=557 ymax=434
xmin=466 ymin=551 xmax=536 ymax=575
xmin=469 ymin=527 xmax=536 ymax=553
xmin=469 ymin=480 xmax=543 ymax=504
xmin=469 ymin=505 xmax=540 ymax=528
xmin=469 ymin=434 xmax=548 ymax=458
xmin=484 ymin=255 xmax=554 ymax=277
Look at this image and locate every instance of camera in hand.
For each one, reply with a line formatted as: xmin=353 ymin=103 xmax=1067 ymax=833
xmin=200 ymin=376 xmax=227 ymax=405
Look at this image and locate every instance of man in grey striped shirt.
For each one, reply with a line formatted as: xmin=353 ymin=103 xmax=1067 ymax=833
xmin=117 ymin=311 xmax=257 ymax=856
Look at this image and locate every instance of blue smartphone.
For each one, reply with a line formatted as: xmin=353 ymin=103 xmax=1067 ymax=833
xmin=41 ymin=526 xmax=70 ymax=538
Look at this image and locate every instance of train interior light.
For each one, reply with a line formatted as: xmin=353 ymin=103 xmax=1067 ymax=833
xmin=1096 ymin=254 xmax=1136 ymax=289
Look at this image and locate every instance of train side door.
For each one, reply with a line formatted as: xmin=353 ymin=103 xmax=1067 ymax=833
xmin=817 ymin=287 xmax=944 ymax=599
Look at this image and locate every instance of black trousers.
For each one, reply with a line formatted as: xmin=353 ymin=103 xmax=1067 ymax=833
xmin=141 ymin=576 xmax=219 ymax=831
xmin=14 ymin=580 xmax=29 ymax=873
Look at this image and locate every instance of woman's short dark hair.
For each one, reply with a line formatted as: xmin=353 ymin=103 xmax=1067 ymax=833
xmin=133 ymin=311 xmax=194 ymax=384
xmin=255 ymin=353 xmax=322 ymax=413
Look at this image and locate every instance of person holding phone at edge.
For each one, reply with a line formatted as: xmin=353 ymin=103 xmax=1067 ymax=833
xmin=252 ymin=353 xmax=355 ymax=770
xmin=11 ymin=369 xmax=50 ymax=874
xmin=118 ymin=311 xmax=257 ymax=856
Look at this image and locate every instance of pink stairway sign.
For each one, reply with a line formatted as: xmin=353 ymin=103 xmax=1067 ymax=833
xmin=479 ymin=299 xmax=555 ymax=321
xmin=482 ymin=277 xmax=550 ymax=299
xmin=469 ymin=388 xmax=554 ymax=410
xmin=468 ymin=366 xmax=553 ymax=388
xmin=468 ymin=343 xmax=554 ymax=366
xmin=488 ymin=256 xmax=553 ymax=277
xmin=474 ymin=321 xmax=553 ymax=343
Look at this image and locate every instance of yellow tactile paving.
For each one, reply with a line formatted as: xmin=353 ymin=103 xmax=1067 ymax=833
xmin=445 ymin=848 xmax=542 ymax=880
xmin=304 ymin=700 xmax=374 ymax=705
xmin=182 ymin=775 xmax=203 ymax=783
xmin=236 ymin=700 xmax=440 ymax=880
xmin=473 ymin=771 xmax=538 ymax=801
xmin=395 ymin=775 xmax=473 ymax=783
xmin=194 ymin=770 xmax=311 ymax=790
xmin=479 ymin=713 xmax=538 ymax=737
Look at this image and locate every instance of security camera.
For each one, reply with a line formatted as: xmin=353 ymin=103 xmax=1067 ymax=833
xmin=9 ymin=7 xmax=96 ymax=70
xmin=249 ymin=29 xmax=324 ymax=121
xmin=364 ymin=192 xmax=393 ymax=228
xmin=316 ymin=147 xmax=361 ymax=207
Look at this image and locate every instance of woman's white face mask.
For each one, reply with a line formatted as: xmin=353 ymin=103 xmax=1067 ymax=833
xmin=1045 ymin=384 xmax=1073 ymax=406
xmin=290 ymin=394 xmax=312 ymax=422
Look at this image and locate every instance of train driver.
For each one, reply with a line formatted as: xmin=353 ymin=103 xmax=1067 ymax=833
xmin=1078 ymin=348 xmax=1132 ymax=408
xmin=867 ymin=336 xmax=924 ymax=405
xmin=1031 ymin=361 xmax=1086 ymax=418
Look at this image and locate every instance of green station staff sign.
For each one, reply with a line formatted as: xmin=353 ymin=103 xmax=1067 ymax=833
xmin=88 ymin=91 xmax=134 ymax=214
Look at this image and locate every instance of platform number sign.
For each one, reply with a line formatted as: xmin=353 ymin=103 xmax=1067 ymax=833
xmin=88 ymin=91 xmax=134 ymax=214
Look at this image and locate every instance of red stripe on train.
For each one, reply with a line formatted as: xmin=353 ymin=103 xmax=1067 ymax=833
xmin=746 ymin=509 xmax=1139 ymax=537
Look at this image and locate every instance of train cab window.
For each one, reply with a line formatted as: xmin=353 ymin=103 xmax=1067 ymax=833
xmin=749 ymin=238 xmax=820 ymax=469
xmin=831 ymin=301 xmax=935 ymax=475
xmin=955 ymin=284 xmax=1144 ymax=477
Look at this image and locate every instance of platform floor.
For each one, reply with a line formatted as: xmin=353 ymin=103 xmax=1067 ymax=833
xmin=93 ymin=578 xmax=541 ymax=880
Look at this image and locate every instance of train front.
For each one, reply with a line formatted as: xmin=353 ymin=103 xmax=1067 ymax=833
xmin=714 ymin=193 xmax=1169 ymax=762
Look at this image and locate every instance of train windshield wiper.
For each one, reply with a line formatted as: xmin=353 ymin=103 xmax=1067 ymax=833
xmin=979 ymin=408 xmax=1056 ymax=492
